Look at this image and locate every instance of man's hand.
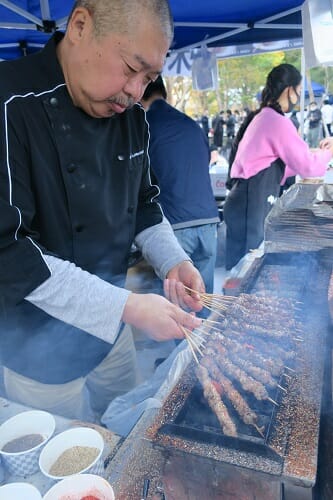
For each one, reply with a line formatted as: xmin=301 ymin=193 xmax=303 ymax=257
xmin=164 ymin=260 xmax=205 ymax=313
xmin=122 ymin=292 xmax=202 ymax=341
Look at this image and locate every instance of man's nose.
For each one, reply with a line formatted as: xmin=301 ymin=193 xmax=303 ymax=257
xmin=123 ymin=75 xmax=145 ymax=102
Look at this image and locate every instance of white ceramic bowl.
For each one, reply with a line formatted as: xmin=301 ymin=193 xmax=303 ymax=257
xmin=43 ymin=473 xmax=115 ymax=500
xmin=39 ymin=427 xmax=104 ymax=481
xmin=0 ymin=411 xmax=56 ymax=476
xmin=0 ymin=482 xmax=42 ymax=500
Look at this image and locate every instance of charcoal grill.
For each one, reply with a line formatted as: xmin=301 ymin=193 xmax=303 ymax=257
xmin=145 ymin=251 xmax=332 ymax=499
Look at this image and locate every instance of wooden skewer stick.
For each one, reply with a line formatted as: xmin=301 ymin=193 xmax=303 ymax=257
xmin=268 ymin=397 xmax=279 ymax=406
xmin=277 ymin=384 xmax=287 ymax=393
xmin=284 ymin=366 xmax=296 ymax=372
xmin=200 ymin=303 xmax=226 ymax=318
xmin=184 ymin=286 xmax=233 ymax=304
xmin=199 ymin=297 xmax=230 ymax=312
xmin=190 ymin=331 xmax=208 ymax=345
xmin=181 ymin=328 xmax=199 ymax=364
xmin=192 ymin=326 xmax=211 ymax=336
xmin=204 ymin=318 xmax=224 ymax=326
xmin=253 ymin=423 xmax=265 ymax=439
xmin=184 ymin=329 xmax=205 ymax=356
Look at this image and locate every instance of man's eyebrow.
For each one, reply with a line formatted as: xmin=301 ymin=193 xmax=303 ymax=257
xmin=134 ymin=53 xmax=163 ymax=73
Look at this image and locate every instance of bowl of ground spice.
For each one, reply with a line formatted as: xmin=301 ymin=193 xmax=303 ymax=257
xmin=43 ymin=473 xmax=115 ymax=500
xmin=0 ymin=410 xmax=56 ymax=476
xmin=39 ymin=427 xmax=104 ymax=481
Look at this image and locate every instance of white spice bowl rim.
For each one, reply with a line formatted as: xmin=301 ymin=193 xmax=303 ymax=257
xmin=43 ymin=473 xmax=115 ymax=500
xmin=0 ymin=410 xmax=56 ymax=456
xmin=0 ymin=482 xmax=42 ymax=500
xmin=39 ymin=427 xmax=104 ymax=480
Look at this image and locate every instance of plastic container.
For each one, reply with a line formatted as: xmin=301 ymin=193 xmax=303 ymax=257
xmin=39 ymin=427 xmax=104 ymax=481
xmin=43 ymin=473 xmax=115 ymax=500
xmin=0 ymin=482 xmax=42 ymax=500
xmin=0 ymin=411 xmax=56 ymax=476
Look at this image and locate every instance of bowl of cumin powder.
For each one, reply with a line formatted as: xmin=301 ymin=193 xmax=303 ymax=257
xmin=39 ymin=427 xmax=104 ymax=481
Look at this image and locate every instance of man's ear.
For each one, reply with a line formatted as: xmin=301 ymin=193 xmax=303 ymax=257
xmin=66 ymin=7 xmax=93 ymax=44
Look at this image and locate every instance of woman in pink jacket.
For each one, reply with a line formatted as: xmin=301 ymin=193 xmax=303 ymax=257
xmin=224 ymin=63 xmax=333 ymax=270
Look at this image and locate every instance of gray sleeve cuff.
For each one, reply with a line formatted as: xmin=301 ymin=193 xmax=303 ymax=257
xmin=134 ymin=217 xmax=191 ymax=279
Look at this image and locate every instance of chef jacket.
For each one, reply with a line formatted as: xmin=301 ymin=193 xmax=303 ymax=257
xmin=0 ymin=32 xmax=163 ymax=383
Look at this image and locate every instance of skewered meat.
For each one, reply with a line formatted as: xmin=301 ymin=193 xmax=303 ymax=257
xmin=211 ymin=331 xmax=284 ymax=377
xmin=201 ymin=356 xmax=262 ymax=435
xmin=195 ymin=365 xmax=237 ymax=437
xmin=204 ymin=346 xmax=271 ymax=402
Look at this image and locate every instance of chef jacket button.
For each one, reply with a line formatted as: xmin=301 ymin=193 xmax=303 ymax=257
xmin=75 ymin=225 xmax=84 ymax=233
xmin=67 ymin=163 xmax=77 ymax=173
xmin=128 ymin=206 xmax=134 ymax=213
xmin=50 ymin=97 xmax=58 ymax=107
xmin=117 ymin=154 xmax=125 ymax=161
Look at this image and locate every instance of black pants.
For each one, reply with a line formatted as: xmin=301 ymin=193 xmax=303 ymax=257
xmin=223 ymin=161 xmax=284 ymax=270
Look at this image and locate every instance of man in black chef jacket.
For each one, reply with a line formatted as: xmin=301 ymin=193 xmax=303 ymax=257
xmin=0 ymin=0 xmax=204 ymax=421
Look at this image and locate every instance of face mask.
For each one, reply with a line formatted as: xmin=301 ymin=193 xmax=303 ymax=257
xmin=286 ymin=88 xmax=300 ymax=113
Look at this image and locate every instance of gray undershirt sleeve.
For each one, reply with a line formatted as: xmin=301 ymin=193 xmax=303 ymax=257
xmin=25 ymin=217 xmax=190 ymax=342
xmin=135 ymin=216 xmax=191 ymax=279
xmin=26 ymin=255 xmax=130 ymax=344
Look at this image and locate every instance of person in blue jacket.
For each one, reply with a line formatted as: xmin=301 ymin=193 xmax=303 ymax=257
xmin=141 ymin=76 xmax=220 ymax=296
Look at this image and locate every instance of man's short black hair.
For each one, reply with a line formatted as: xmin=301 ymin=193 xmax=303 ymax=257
xmin=142 ymin=75 xmax=167 ymax=101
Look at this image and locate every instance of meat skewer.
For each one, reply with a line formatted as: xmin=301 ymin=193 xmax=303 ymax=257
xmin=195 ymin=365 xmax=237 ymax=437
xmin=228 ymin=350 xmax=277 ymax=387
xmin=210 ymin=331 xmax=284 ymax=378
xmin=227 ymin=317 xmax=291 ymax=340
xmin=204 ymin=346 xmax=276 ymax=405
xmin=201 ymin=357 xmax=265 ymax=438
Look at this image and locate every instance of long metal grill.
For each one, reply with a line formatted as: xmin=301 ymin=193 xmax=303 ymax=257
xmin=146 ymin=252 xmax=331 ymax=485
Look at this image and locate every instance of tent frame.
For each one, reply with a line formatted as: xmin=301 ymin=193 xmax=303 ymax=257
xmin=0 ymin=0 xmax=66 ymax=54
xmin=0 ymin=1 xmax=303 ymax=56
xmin=172 ymin=6 xmax=303 ymax=53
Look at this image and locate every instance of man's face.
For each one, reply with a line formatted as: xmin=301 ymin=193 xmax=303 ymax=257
xmin=63 ymin=8 xmax=170 ymax=118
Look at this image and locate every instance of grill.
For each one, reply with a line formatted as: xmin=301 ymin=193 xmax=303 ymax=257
xmin=145 ymin=252 xmax=332 ymax=499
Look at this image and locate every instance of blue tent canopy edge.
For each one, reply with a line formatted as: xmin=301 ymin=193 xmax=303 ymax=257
xmin=0 ymin=0 xmax=305 ymax=60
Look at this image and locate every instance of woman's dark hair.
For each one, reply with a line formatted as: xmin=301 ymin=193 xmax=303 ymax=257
xmin=227 ymin=63 xmax=302 ymax=186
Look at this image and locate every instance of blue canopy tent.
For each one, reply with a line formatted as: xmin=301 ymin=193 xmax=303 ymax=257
xmin=304 ymin=79 xmax=325 ymax=97
xmin=0 ymin=0 xmax=305 ymax=60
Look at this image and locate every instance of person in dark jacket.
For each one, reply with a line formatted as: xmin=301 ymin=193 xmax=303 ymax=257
xmin=0 ymin=0 xmax=204 ymax=421
xmin=307 ymin=101 xmax=322 ymax=148
xmin=141 ymin=76 xmax=220 ymax=296
xmin=212 ymin=110 xmax=225 ymax=149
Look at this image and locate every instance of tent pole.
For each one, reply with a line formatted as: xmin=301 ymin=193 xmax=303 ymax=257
xmin=40 ymin=0 xmax=51 ymax=20
xmin=300 ymin=47 xmax=306 ymax=139
xmin=0 ymin=0 xmax=42 ymax=25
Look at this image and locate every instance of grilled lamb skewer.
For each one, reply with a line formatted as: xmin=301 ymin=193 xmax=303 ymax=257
xmin=204 ymin=346 xmax=273 ymax=403
xmin=212 ymin=331 xmax=284 ymax=377
xmin=195 ymin=365 xmax=237 ymax=437
xmin=201 ymin=357 xmax=264 ymax=436
xmin=237 ymin=293 xmax=300 ymax=313
xmin=227 ymin=317 xmax=291 ymax=339
xmin=228 ymin=350 xmax=276 ymax=387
